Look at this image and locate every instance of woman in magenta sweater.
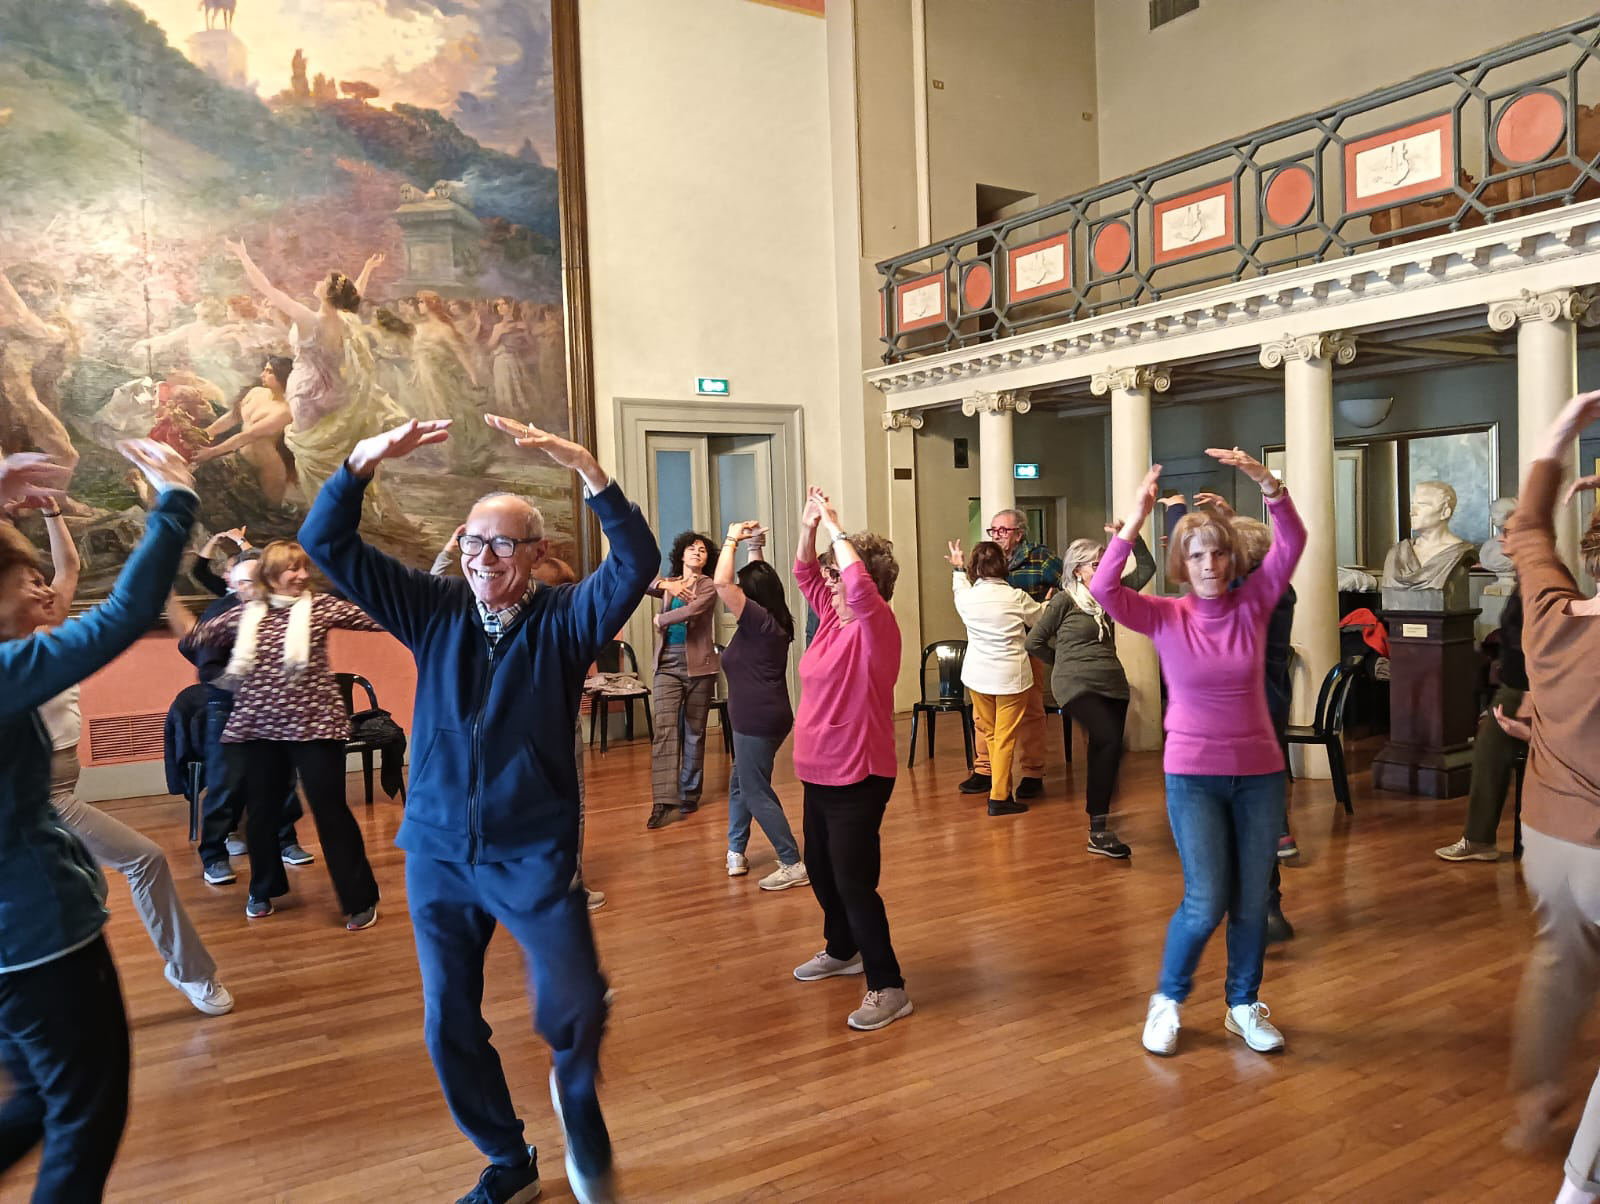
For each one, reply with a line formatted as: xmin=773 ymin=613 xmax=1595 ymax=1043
xmin=788 ymin=486 xmax=909 ymax=1032
xmin=1090 ymin=447 xmax=1305 ymax=1058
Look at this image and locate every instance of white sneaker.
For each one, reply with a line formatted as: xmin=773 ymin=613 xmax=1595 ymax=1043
xmin=585 ymin=888 xmax=607 ymax=912
xmin=726 ymin=851 xmax=748 ymax=877
xmin=164 ymin=963 xmax=235 ymax=1016
xmin=1142 ymin=993 xmax=1181 ymax=1056
xmin=759 ymin=861 xmax=809 ymax=891
xmin=224 ymin=834 xmax=247 ymax=857
xmin=1225 ymin=1001 xmax=1285 ymax=1053
xmin=793 ymin=950 xmax=864 ymax=981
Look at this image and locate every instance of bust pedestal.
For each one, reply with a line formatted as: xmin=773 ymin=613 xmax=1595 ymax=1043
xmin=1370 ymin=604 xmax=1481 ymax=798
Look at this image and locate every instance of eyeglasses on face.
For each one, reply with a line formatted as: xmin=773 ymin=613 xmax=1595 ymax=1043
xmin=458 ymin=534 xmax=540 ymax=558
xmin=986 ymin=526 xmax=1020 ymax=538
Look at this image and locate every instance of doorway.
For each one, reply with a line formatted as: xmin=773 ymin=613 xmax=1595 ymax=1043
xmin=646 ymin=433 xmax=776 ymax=648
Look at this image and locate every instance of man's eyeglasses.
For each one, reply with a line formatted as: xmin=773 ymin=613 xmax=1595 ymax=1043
xmin=458 ymin=534 xmax=540 ymax=558
xmin=986 ymin=526 xmax=1021 ymax=539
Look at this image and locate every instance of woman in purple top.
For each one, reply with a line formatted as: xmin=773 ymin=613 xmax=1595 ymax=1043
xmin=788 ymin=487 xmax=910 ymax=1033
xmin=1090 ymin=448 xmax=1305 ymax=1059
xmin=712 ymin=520 xmax=807 ymax=892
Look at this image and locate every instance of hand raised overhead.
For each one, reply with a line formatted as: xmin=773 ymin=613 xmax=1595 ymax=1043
xmin=347 ymin=419 xmax=452 ymax=478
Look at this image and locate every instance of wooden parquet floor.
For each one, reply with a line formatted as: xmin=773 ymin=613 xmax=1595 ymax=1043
xmin=2 ymin=722 xmax=1582 ymax=1202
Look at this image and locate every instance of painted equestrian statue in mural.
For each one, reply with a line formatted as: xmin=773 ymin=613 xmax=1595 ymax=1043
xmin=0 ymin=0 xmax=575 ymax=598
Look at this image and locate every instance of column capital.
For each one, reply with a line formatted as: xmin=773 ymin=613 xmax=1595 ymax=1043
xmin=1089 ymin=365 xmax=1172 ymax=396
xmin=1487 ymin=287 xmax=1600 ymax=331
xmin=880 ymin=409 xmax=925 ymax=432
xmin=1258 ymin=332 xmax=1357 ymax=369
xmin=960 ymin=389 xmax=1031 ymax=417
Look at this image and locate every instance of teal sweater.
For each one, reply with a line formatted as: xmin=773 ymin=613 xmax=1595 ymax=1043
xmin=0 ymin=488 xmax=196 ymax=972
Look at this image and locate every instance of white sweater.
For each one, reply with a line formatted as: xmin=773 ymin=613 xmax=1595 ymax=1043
xmin=952 ymin=573 xmax=1045 ymax=695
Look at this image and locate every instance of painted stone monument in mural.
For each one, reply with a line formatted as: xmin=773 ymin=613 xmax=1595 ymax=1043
xmin=0 ymin=0 xmax=577 ymax=598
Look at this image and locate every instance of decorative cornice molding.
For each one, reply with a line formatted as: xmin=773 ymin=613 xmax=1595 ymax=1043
xmin=1487 ymin=287 xmax=1599 ymax=331
xmin=1258 ymin=332 xmax=1357 ymax=369
xmin=880 ymin=410 xmax=925 ymax=432
xmin=960 ymin=389 xmax=1032 ymax=417
xmin=863 ymin=199 xmax=1600 ymax=405
xmin=1088 ymin=365 xmax=1172 ymax=396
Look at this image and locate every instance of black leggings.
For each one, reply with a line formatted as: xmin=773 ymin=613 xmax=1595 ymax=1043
xmin=228 ymin=739 xmax=379 ymax=916
xmin=802 ymin=776 xmax=902 ymax=991
xmin=1063 ymin=693 xmax=1129 ymax=820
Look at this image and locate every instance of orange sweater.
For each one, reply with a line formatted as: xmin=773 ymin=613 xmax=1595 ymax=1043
xmin=1507 ymin=457 xmax=1600 ymax=846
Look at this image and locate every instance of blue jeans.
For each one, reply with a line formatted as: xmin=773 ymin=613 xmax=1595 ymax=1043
xmin=726 ymin=731 xmax=799 ymax=865
xmin=407 ymin=849 xmax=610 ymax=1176
xmin=1157 ymin=772 xmax=1284 ymax=1007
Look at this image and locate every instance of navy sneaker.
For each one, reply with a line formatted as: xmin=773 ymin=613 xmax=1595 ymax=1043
xmin=456 ymin=1147 xmax=540 ymax=1204
xmin=245 ymin=897 xmax=273 ymax=919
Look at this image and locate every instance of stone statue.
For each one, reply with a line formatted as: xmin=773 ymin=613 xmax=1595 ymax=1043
xmin=1381 ymin=480 xmax=1478 ymax=610
xmin=1479 ymin=496 xmax=1517 ymax=593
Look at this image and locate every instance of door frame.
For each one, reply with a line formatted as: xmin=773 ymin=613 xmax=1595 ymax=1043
xmin=615 ymin=398 xmax=807 ymax=694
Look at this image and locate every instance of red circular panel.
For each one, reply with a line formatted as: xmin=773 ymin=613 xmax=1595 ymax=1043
xmin=1263 ymin=164 xmax=1315 ymax=228
xmin=1092 ymin=221 xmax=1131 ymax=274
xmin=962 ymin=262 xmax=993 ymax=310
xmin=1495 ymin=90 xmax=1566 ymax=165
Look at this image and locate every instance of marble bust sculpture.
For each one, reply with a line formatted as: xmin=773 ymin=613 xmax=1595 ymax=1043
xmin=1479 ymin=496 xmax=1517 ymax=593
xmin=1382 ymin=480 xmax=1478 ymax=609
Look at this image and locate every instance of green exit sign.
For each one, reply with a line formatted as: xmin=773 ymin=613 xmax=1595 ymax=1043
xmin=695 ymin=377 xmax=730 ymax=396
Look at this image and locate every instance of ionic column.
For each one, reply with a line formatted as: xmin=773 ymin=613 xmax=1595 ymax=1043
xmin=1259 ymin=332 xmax=1355 ymax=778
xmin=883 ymin=409 xmax=925 ymax=709
xmin=1489 ymin=288 xmax=1596 ymax=572
xmin=961 ymin=389 xmax=1030 ymax=525
xmin=1090 ymin=365 xmax=1170 ymax=751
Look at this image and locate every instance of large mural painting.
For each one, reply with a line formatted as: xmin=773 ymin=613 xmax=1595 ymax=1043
xmin=0 ymin=0 xmax=584 ymax=597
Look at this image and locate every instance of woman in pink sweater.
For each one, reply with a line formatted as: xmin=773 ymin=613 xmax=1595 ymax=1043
xmin=788 ymin=486 xmax=909 ymax=1033
xmin=1090 ymin=448 xmax=1305 ymax=1058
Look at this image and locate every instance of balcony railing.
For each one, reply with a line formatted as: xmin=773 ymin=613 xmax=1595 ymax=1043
xmin=875 ymin=15 xmax=1600 ymax=363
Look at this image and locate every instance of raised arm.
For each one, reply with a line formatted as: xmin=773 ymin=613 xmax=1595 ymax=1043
xmin=793 ymin=488 xmax=830 ymax=618
xmin=299 ymin=419 xmax=458 ymax=647
xmin=817 ymin=491 xmax=889 ymax=621
xmin=353 ymin=251 xmax=385 ymax=300
xmin=1206 ymin=447 xmax=1304 ymax=606
xmin=714 ymin=520 xmax=761 ymax=619
xmin=1125 ymin=531 xmax=1157 ymax=592
xmin=41 ymin=506 xmax=79 ymax=623
xmin=1511 ymin=390 xmax=1600 ymax=609
xmin=1093 ymin=464 xmax=1173 ymax=636
xmin=225 ymin=239 xmax=320 ymax=331
xmin=0 ymin=443 xmax=196 ymax=715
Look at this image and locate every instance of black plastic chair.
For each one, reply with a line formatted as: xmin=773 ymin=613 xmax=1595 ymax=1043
xmin=335 ymin=672 xmax=407 ymax=805
xmin=908 ymin=640 xmax=974 ymax=769
xmin=707 ymin=642 xmax=734 ymax=759
xmin=585 ymin=640 xmax=653 ymax=751
xmin=1284 ymin=655 xmax=1363 ymax=814
xmin=1043 ymin=701 xmax=1074 ymax=764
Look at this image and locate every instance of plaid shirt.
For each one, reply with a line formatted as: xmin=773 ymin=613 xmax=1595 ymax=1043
xmin=476 ymin=582 xmax=537 ymax=646
xmin=1008 ymin=541 xmax=1063 ymax=602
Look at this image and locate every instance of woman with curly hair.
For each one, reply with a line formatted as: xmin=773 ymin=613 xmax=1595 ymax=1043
xmin=183 ymin=539 xmax=383 ymax=929
xmin=789 ymin=487 xmax=910 ymax=1033
xmin=947 ymin=538 xmax=1043 ymax=817
xmin=645 ymin=530 xmax=720 ymax=829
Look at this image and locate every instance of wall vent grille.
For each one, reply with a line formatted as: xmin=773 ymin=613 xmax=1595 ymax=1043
xmin=86 ymin=713 xmax=166 ymax=765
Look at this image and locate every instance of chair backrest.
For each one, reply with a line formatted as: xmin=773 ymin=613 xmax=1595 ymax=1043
xmin=1313 ymin=656 xmax=1363 ymax=736
xmin=595 ymin=640 xmax=640 ymax=676
xmin=334 ymin=672 xmax=379 ymax=716
xmin=919 ymin=640 xmax=968 ymax=703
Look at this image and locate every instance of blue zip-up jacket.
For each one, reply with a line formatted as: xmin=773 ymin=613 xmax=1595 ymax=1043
xmin=0 ymin=488 xmax=197 ymax=972
xmin=299 ymin=464 xmax=657 ymax=863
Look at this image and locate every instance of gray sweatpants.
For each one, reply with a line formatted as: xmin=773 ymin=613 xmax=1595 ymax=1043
xmin=1512 ymin=825 xmax=1600 ymax=1193
xmin=50 ymin=746 xmax=218 ymax=984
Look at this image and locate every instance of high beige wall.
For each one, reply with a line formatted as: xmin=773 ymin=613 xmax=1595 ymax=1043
xmin=915 ymin=406 xmax=1109 ymax=646
xmin=925 ymin=0 xmax=1099 ymax=240
xmin=1094 ymin=0 xmax=1600 ymax=182
xmin=579 ymin=0 xmax=840 ymax=501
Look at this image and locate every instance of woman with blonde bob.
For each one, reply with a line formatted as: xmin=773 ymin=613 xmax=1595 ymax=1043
xmin=184 ymin=540 xmax=384 ymax=928
xmin=948 ymin=538 xmax=1043 ymax=816
xmin=1090 ymin=447 xmax=1305 ymax=1059
xmin=1026 ymin=525 xmax=1155 ymax=856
